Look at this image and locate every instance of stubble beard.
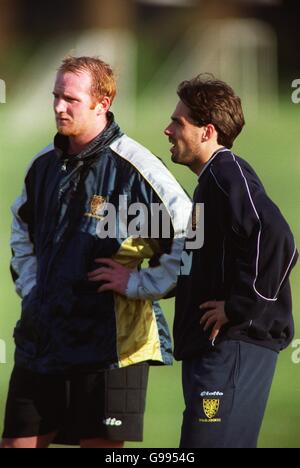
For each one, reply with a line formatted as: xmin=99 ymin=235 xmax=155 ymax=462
xmin=56 ymin=121 xmax=79 ymax=137
xmin=171 ymin=147 xmax=186 ymax=166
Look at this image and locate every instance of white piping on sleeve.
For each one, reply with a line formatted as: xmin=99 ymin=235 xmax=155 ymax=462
xmin=274 ymin=243 xmax=297 ymax=298
xmin=230 ymin=153 xmax=295 ymax=302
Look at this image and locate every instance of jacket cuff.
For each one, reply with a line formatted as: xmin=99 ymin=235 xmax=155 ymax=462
xmin=126 ymin=269 xmax=141 ymax=299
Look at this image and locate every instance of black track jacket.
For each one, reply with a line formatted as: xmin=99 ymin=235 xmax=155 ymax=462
xmin=174 ymin=148 xmax=298 ymax=359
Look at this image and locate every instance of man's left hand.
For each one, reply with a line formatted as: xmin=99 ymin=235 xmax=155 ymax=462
xmin=199 ymin=301 xmax=229 ymax=342
xmin=87 ymin=258 xmax=134 ymax=296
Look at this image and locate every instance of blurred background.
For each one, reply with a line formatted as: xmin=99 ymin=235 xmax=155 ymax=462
xmin=0 ymin=0 xmax=299 ymax=448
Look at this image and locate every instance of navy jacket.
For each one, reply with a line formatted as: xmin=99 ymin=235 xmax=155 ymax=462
xmin=11 ymin=115 xmax=192 ymax=375
xmin=174 ymin=148 xmax=298 ymax=359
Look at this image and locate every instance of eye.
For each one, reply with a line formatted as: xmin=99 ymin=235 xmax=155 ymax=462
xmin=172 ymin=118 xmax=183 ymax=127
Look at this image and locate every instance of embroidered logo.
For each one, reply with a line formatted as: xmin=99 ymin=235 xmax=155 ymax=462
xmin=199 ymin=399 xmax=221 ymax=423
xmin=85 ymin=195 xmax=107 ymax=220
xmin=103 ymin=417 xmax=122 ymax=427
xmin=203 ymin=399 xmax=220 ymax=419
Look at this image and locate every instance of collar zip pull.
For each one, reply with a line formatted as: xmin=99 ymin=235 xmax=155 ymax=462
xmin=61 ymin=159 xmax=68 ymax=172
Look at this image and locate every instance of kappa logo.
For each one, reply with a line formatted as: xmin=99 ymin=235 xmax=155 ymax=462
xmin=85 ymin=195 xmax=108 ymax=220
xmin=103 ymin=417 xmax=123 ymax=427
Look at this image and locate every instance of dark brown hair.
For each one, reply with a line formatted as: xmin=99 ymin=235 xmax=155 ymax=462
xmin=177 ymin=74 xmax=245 ymax=148
xmin=58 ymin=56 xmax=117 ymax=105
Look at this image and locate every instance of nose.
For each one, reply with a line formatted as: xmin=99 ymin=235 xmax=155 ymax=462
xmin=54 ymin=98 xmax=67 ymax=114
xmin=164 ymin=125 xmax=172 ymax=136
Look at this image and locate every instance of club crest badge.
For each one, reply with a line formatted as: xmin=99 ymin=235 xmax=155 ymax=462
xmin=203 ymin=399 xmax=220 ymax=420
xmin=85 ymin=195 xmax=107 ymax=220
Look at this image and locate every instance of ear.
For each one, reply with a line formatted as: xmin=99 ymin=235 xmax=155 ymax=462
xmin=95 ymin=96 xmax=111 ymax=115
xmin=202 ymin=124 xmax=217 ymax=142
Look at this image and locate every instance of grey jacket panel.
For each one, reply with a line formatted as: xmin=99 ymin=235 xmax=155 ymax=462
xmin=10 ymin=145 xmax=54 ymax=298
xmin=111 ymin=135 xmax=192 ymax=300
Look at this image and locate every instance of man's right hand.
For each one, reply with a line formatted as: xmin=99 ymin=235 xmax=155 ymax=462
xmin=199 ymin=301 xmax=229 ymax=342
xmin=87 ymin=258 xmax=134 ymax=296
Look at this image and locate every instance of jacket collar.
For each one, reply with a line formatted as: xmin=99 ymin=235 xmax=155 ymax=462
xmin=198 ymin=147 xmax=228 ymax=181
xmin=54 ymin=112 xmax=123 ymax=161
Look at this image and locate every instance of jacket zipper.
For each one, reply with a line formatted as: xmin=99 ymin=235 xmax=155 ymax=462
xmin=40 ymin=160 xmax=84 ymax=302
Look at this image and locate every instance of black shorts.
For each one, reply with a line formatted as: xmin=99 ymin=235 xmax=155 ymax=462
xmin=2 ymin=363 xmax=149 ymax=444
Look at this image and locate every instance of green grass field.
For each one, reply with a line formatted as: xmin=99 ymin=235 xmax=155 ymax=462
xmin=0 ymin=97 xmax=299 ymax=448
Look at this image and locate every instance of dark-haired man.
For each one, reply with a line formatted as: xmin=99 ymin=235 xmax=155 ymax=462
xmin=165 ymin=75 xmax=298 ymax=448
xmin=101 ymin=75 xmax=298 ymax=448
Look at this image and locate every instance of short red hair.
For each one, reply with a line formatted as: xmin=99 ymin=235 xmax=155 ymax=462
xmin=58 ymin=56 xmax=117 ymax=105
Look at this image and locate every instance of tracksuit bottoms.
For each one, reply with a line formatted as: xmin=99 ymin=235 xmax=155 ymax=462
xmin=180 ymin=340 xmax=278 ymax=448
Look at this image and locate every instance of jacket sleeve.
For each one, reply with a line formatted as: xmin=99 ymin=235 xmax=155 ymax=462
xmin=211 ymin=161 xmax=298 ymax=325
xmin=109 ymin=135 xmax=193 ymax=301
xmin=126 ymin=237 xmax=186 ymax=300
xmin=124 ymin=170 xmax=192 ymax=301
xmin=10 ymin=145 xmax=53 ymax=298
xmin=11 ymin=186 xmax=37 ymax=299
